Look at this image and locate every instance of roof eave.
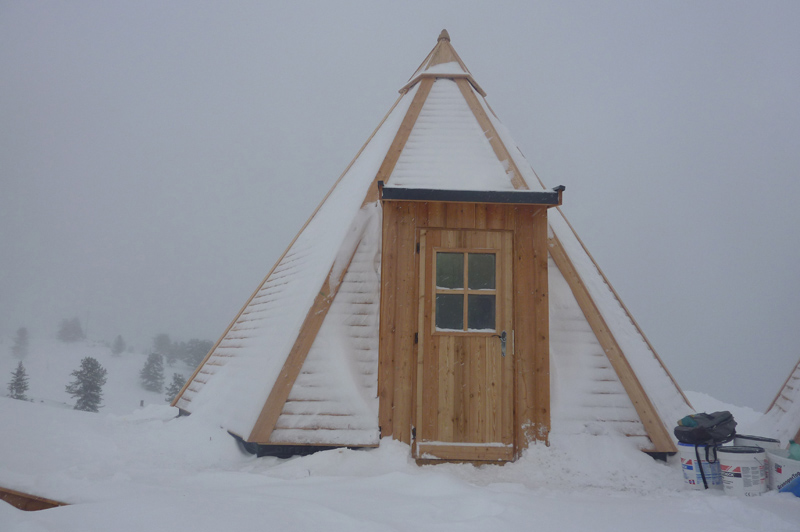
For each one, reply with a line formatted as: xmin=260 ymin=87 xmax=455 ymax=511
xmin=380 ymin=183 xmax=564 ymax=206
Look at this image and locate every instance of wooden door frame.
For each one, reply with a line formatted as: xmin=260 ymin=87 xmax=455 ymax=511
xmin=413 ymin=227 xmax=515 ymax=462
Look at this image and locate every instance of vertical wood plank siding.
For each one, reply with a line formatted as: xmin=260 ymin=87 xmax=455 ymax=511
xmin=378 ymin=200 xmax=551 ymax=456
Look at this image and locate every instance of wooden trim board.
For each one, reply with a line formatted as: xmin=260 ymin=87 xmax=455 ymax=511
xmin=415 ymin=442 xmax=514 ymax=462
xmin=456 ymin=79 xmax=527 ymax=190
xmin=0 ymin=486 xmax=66 ymax=512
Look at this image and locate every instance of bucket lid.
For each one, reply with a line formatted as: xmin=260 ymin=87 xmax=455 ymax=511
xmin=735 ymin=434 xmax=780 ymax=444
xmin=716 ymin=445 xmax=765 ymax=454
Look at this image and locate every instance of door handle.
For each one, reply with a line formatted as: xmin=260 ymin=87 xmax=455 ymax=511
xmin=492 ymin=330 xmax=507 ymax=357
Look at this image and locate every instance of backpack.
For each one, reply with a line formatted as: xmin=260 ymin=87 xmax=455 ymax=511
xmin=674 ymin=411 xmax=737 ymax=445
xmin=674 ymin=411 xmax=737 ymax=490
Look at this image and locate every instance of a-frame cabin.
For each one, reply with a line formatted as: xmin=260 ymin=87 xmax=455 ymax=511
xmin=751 ymin=357 xmax=800 ymax=446
xmin=174 ymin=31 xmax=692 ymax=463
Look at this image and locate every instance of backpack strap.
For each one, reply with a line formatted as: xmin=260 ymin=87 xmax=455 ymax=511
xmin=695 ymin=444 xmax=708 ymax=489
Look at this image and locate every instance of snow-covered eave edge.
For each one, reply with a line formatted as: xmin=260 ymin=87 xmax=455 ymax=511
xmin=173 ymin=86 xmax=418 ymax=430
xmin=477 ymin=94 xmax=692 ymax=438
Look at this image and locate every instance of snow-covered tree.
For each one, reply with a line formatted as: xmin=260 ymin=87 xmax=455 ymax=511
xmin=7 ymin=361 xmax=30 ymax=401
xmin=140 ymin=353 xmax=165 ymax=392
xmin=182 ymin=339 xmax=213 ymax=368
xmin=165 ymin=373 xmax=186 ymax=403
xmin=152 ymin=333 xmax=171 ymax=354
xmin=111 ymin=335 xmax=126 ymax=356
xmin=65 ymin=357 xmax=107 ymax=412
xmin=57 ymin=317 xmax=86 ymax=343
xmin=152 ymin=333 xmax=176 ymax=365
xmin=11 ymin=327 xmax=29 ymax=358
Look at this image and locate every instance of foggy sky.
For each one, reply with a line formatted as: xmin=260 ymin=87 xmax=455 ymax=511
xmin=2 ymin=1 xmax=799 ymax=411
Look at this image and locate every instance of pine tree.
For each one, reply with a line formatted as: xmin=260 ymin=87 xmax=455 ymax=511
xmin=111 ymin=335 xmax=126 ymax=356
xmin=7 ymin=361 xmax=30 ymax=401
xmin=182 ymin=338 xmax=214 ymax=367
xmin=152 ymin=333 xmax=171 ymax=355
xmin=57 ymin=317 xmax=86 ymax=343
xmin=65 ymin=357 xmax=107 ymax=412
xmin=165 ymin=373 xmax=186 ymax=403
xmin=140 ymin=353 xmax=165 ymax=392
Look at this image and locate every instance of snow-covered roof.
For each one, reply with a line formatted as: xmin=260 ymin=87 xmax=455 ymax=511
xmin=175 ymin=31 xmax=691 ymax=452
xmin=175 ymin=84 xmax=418 ymax=441
xmin=751 ymin=358 xmax=800 ymax=445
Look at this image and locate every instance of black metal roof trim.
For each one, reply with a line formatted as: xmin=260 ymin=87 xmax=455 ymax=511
xmin=380 ymin=184 xmax=563 ymax=205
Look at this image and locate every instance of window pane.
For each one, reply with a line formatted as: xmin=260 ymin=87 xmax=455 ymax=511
xmin=436 ymin=252 xmax=464 ymax=289
xmin=436 ymin=294 xmax=464 ymax=330
xmin=468 ymin=253 xmax=495 ymax=290
xmin=467 ymin=294 xmax=495 ymax=331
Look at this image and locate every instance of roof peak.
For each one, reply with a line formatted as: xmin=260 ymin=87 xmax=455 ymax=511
xmin=402 ymin=30 xmax=486 ymax=96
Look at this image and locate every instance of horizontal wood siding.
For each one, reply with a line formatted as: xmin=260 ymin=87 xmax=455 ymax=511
xmin=548 ymin=232 xmax=674 ymax=453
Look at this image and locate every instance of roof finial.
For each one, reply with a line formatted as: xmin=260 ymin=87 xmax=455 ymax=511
xmin=438 ymin=29 xmax=450 ymax=42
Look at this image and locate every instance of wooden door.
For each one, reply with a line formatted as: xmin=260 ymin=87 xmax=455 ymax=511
xmin=414 ymin=229 xmax=514 ymax=461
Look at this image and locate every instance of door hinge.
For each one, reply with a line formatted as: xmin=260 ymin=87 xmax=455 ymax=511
xmin=414 ymin=332 xmax=418 ymax=344
xmin=411 ymin=426 xmax=416 ymax=440
xmin=416 ymin=242 xmax=420 ymax=253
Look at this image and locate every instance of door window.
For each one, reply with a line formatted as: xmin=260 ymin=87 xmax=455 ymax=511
xmin=434 ymin=251 xmax=496 ymax=332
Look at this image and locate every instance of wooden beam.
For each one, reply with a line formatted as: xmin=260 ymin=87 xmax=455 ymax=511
xmin=548 ymin=233 xmax=676 ymax=453
xmin=415 ymin=442 xmax=514 ymax=462
xmin=549 ymin=211 xmax=692 ymax=410
xmin=0 ymin=486 xmax=66 ymax=511
xmin=248 ymin=240 xmax=362 ymax=443
xmin=368 ymin=77 xmax=434 ymax=202
xmin=456 ymin=78 xmax=528 ymax=191
xmin=399 ymin=73 xmax=486 ymax=97
xmin=766 ymin=358 xmax=800 ymax=414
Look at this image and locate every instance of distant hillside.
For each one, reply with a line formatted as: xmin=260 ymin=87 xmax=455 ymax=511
xmin=1 ymin=337 xmax=197 ymax=414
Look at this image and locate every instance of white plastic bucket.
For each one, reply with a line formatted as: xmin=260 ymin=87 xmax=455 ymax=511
xmin=733 ymin=434 xmax=780 ymax=450
xmin=766 ymin=449 xmax=800 ymax=497
xmin=678 ymin=442 xmax=722 ymax=489
xmin=718 ymin=446 xmax=767 ymax=496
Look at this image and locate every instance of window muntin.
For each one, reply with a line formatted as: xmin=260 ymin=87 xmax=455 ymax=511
xmin=434 ymin=251 xmax=497 ymax=332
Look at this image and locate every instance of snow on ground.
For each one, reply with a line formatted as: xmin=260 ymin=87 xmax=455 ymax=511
xmin=685 ymin=390 xmax=765 ymax=434
xmin=2 ymin=340 xmax=799 ymax=531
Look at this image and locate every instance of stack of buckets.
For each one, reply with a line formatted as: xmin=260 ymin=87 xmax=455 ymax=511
xmin=680 ymin=434 xmax=800 ymax=496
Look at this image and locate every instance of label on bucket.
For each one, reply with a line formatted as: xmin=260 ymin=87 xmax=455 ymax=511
xmin=721 ymin=464 xmax=764 ymax=490
xmin=718 ymin=449 xmax=767 ymax=496
xmin=681 ymin=456 xmax=722 ymax=488
xmin=770 ymin=451 xmax=800 ymax=496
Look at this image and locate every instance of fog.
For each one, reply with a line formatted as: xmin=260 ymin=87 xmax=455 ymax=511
xmin=2 ymin=1 xmax=798 ymax=411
